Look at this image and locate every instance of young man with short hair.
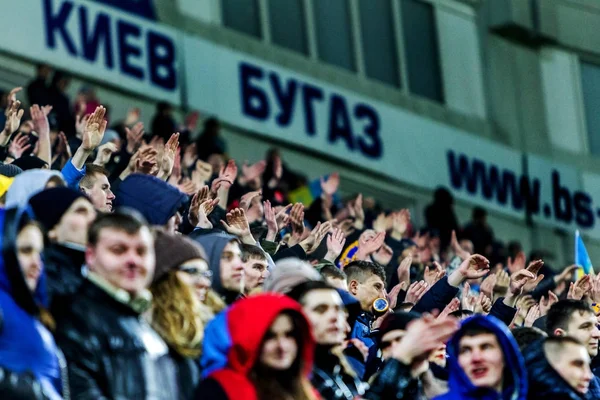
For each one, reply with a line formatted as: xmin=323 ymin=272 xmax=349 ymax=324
xmin=547 ymin=299 xmax=600 ymax=360
xmin=344 ymin=260 xmax=387 ymax=379
xmin=241 ymin=243 xmax=269 ymax=292
xmin=54 ymin=210 xmax=189 ymax=399
xmin=79 ymin=163 xmax=115 ymax=212
xmin=435 ymin=315 xmax=528 ymax=400
xmin=524 ymin=336 xmax=594 ymax=398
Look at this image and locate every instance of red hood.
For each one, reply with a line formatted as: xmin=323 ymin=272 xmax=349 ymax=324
xmin=211 ymin=293 xmax=316 ymax=400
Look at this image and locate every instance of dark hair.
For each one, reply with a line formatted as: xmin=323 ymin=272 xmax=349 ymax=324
xmin=80 ymin=164 xmax=109 ymax=189
xmin=344 ymin=260 xmax=386 ymax=284
xmin=460 ymin=325 xmax=495 ymax=338
xmin=546 ymin=300 xmax=594 ymax=336
xmin=544 ymin=335 xmax=586 ymax=349
xmin=241 ymin=243 xmax=266 ymax=263
xmin=251 ymin=309 xmax=315 ymax=400
xmin=511 ymin=327 xmax=547 ymax=351
xmin=88 ymin=208 xmax=149 ymax=246
xmin=450 ymin=309 xmax=474 ymax=319
xmin=319 ymin=264 xmax=347 ymax=281
xmin=287 ymin=280 xmax=336 ymax=304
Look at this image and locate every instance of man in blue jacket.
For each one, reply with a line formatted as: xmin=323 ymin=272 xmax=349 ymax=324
xmin=435 ymin=315 xmax=528 ymax=400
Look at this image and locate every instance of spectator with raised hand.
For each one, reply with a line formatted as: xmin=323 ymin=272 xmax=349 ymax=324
xmin=79 ymin=164 xmax=115 ymax=212
xmin=62 ymin=105 xmax=107 ymax=188
xmin=29 ymin=104 xmax=52 ymax=166
xmin=0 ymin=97 xmax=24 ymax=149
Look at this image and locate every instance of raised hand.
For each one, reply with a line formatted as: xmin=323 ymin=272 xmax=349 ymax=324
xmin=539 ymin=291 xmax=559 ymax=317
xmin=388 ymin=282 xmax=407 ymax=310
xmin=372 ymin=243 xmax=394 ymax=266
xmin=300 ymin=221 xmax=332 ymax=254
xmin=30 ymin=104 xmax=50 ymax=137
xmin=189 ymin=186 xmax=213 ymax=228
xmin=392 ymin=209 xmax=410 ymax=238
xmin=320 ymin=172 xmax=340 ymax=196
xmin=8 ymin=132 xmax=31 ymax=159
xmin=75 ymin=113 xmax=89 ymax=139
xmin=567 ymin=274 xmax=592 ymax=300
xmin=405 ymin=281 xmax=429 ymax=304
xmin=524 ymin=304 xmax=541 ymax=327
xmin=217 ymin=159 xmax=238 ymax=189
xmin=357 ymin=231 xmax=386 ymax=258
xmin=177 ymin=178 xmax=198 ymax=196
xmin=352 ymin=194 xmax=365 ymax=229
xmin=240 ymin=190 xmax=262 ymax=212
xmin=451 ymin=230 xmax=470 ymax=260
xmin=448 ymin=254 xmax=490 ymax=287
xmin=397 ymin=256 xmax=412 ymax=288
xmin=461 ymin=282 xmax=475 ymax=311
xmin=474 ymin=293 xmax=492 ymax=314
xmin=134 ymin=146 xmax=159 ymax=176
xmin=555 ymin=265 xmax=578 ymax=285
xmin=424 ymin=262 xmax=446 ymax=287
xmin=373 ymin=213 xmax=387 ymax=233
xmin=325 ymin=227 xmax=347 ymax=262
xmin=494 ymin=270 xmax=510 ymax=297
xmin=5 ymin=87 xmax=22 ymax=111
xmin=158 ymin=132 xmax=179 ymax=180
xmin=82 ymin=106 xmax=107 ymax=151
xmin=390 ymin=314 xmax=459 ymax=366
xmin=507 ymin=251 xmax=526 ymax=274
xmin=522 ymin=259 xmax=544 ymax=294
xmin=480 ymin=273 xmax=497 ymax=299
xmin=439 ymin=298 xmax=461 ymax=319
xmin=275 ymin=204 xmax=292 ymax=229
xmin=221 ymin=208 xmax=254 ymax=244
xmin=263 ymin=200 xmax=279 ymax=242
xmin=125 ymin=122 xmax=145 ymax=154
xmin=194 ymin=159 xmax=213 ymax=184
xmin=1 ymin=100 xmax=24 ymax=145
xmin=241 ymin=160 xmax=266 ymax=183
xmin=290 ymin=203 xmax=305 ymax=236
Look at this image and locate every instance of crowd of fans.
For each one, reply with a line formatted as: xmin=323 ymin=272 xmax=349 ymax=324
xmin=0 ymin=65 xmax=599 ymax=400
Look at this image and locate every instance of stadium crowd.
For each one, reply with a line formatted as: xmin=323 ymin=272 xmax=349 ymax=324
xmin=0 ymin=65 xmax=598 ymax=400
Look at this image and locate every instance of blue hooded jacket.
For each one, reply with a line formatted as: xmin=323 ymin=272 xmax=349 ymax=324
xmin=0 ymin=208 xmax=62 ymax=400
xmin=435 ymin=315 xmax=527 ymax=400
xmin=200 ymin=310 xmax=232 ymax=378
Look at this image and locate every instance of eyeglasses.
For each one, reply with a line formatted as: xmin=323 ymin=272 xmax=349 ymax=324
xmin=178 ymin=266 xmax=213 ymax=281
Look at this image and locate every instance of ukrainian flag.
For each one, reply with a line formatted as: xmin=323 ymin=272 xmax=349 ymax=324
xmin=575 ymin=230 xmax=594 ymax=279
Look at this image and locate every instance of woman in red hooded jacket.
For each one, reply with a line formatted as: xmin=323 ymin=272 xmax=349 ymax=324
xmin=196 ymin=293 xmax=319 ymax=400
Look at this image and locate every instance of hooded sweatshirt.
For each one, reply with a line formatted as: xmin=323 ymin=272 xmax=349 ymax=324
xmin=190 ymin=231 xmax=241 ymax=304
xmin=523 ymin=339 xmax=597 ymax=400
xmin=5 ymin=169 xmax=65 ymax=209
xmin=197 ymin=293 xmax=315 ymax=400
xmin=0 ymin=208 xmax=62 ymax=400
xmin=435 ymin=315 xmax=527 ymax=400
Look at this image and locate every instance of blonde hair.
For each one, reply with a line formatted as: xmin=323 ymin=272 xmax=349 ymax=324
xmin=150 ymin=271 xmax=204 ymax=358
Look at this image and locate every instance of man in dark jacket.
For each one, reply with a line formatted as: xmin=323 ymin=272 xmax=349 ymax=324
xmin=54 ymin=210 xmax=185 ymax=399
xmin=434 ymin=315 xmax=527 ymax=400
xmin=524 ymin=336 xmax=594 ymax=399
xmin=344 ymin=260 xmax=387 ymax=379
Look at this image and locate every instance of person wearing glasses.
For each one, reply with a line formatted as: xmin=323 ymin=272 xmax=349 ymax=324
xmin=148 ymin=229 xmax=215 ymax=399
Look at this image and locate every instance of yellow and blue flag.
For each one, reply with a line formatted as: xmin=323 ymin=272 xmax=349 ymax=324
xmin=575 ymin=230 xmax=593 ymax=279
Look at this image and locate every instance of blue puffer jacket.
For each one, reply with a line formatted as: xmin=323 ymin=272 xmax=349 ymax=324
xmin=435 ymin=315 xmax=527 ymax=400
xmin=523 ymin=339 xmax=597 ymax=400
xmin=0 ymin=208 xmax=63 ymax=400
